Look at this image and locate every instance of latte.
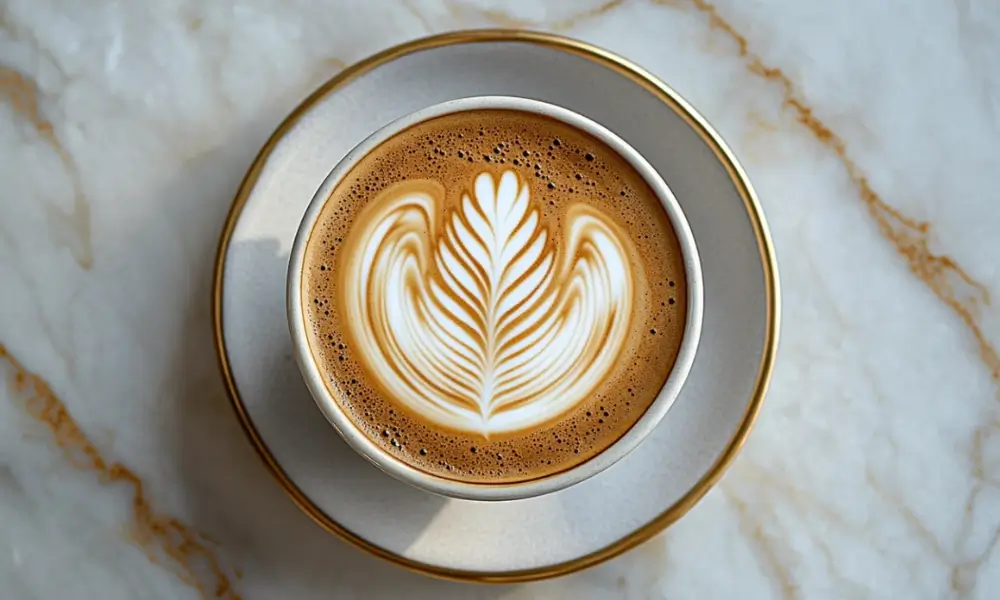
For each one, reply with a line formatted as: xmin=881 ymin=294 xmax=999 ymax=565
xmin=301 ymin=109 xmax=687 ymax=484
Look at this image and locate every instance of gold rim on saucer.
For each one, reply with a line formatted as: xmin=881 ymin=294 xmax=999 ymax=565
xmin=212 ymin=29 xmax=779 ymax=583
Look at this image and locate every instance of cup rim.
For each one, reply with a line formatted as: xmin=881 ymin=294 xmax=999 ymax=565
xmin=287 ymin=95 xmax=704 ymax=501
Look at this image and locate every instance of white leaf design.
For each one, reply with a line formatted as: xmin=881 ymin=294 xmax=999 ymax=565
xmin=341 ymin=171 xmax=634 ymax=436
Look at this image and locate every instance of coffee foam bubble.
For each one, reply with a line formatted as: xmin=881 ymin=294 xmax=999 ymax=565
xmin=302 ymin=110 xmax=687 ymax=484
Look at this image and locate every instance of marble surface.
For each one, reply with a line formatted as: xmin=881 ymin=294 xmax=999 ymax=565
xmin=1 ymin=0 xmax=998 ymax=598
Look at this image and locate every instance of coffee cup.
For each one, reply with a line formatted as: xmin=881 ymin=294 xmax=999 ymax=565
xmin=287 ymin=96 xmax=703 ymax=501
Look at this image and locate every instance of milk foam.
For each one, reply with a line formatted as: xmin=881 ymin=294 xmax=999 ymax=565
xmin=341 ymin=170 xmax=634 ymax=436
xmin=301 ymin=109 xmax=687 ymax=483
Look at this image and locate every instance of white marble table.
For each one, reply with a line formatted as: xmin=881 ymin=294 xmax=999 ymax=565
xmin=2 ymin=1 xmax=998 ymax=598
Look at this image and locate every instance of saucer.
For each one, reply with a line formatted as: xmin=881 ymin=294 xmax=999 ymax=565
xmin=213 ymin=30 xmax=778 ymax=582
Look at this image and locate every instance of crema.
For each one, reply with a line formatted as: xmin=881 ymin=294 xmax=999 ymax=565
xmin=301 ymin=110 xmax=687 ymax=484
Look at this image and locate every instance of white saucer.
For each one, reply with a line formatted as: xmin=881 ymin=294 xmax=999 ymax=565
xmin=213 ymin=30 xmax=778 ymax=582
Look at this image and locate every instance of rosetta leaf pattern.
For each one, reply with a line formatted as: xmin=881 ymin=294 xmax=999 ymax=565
xmin=342 ymin=170 xmax=634 ymax=436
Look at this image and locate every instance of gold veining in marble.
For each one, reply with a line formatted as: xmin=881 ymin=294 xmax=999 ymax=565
xmin=443 ymin=0 xmax=530 ymax=29
xmin=672 ymin=0 xmax=996 ymax=379
xmin=549 ymin=0 xmax=629 ymax=31
xmin=864 ymin=468 xmax=990 ymax=595
xmin=0 ymin=66 xmax=94 ymax=270
xmin=730 ymin=462 xmax=878 ymax=595
xmin=740 ymin=109 xmax=783 ymax=163
xmin=0 ymin=344 xmax=242 ymax=600
xmin=900 ymin=457 xmax=1000 ymax=595
xmin=722 ymin=486 xmax=801 ymax=600
xmin=407 ymin=0 xmax=627 ymax=33
xmin=664 ymin=2 xmax=1000 ymax=588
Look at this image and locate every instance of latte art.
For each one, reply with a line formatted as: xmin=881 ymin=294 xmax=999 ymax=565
xmin=302 ymin=109 xmax=687 ymax=483
xmin=343 ymin=171 xmax=634 ymax=436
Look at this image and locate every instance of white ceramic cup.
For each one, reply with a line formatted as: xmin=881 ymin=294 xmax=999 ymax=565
xmin=287 ymin=96 xmax=703 ymax=501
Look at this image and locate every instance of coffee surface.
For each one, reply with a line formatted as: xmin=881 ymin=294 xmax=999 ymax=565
xmin=301 ymin=109 xmax=687 ymax=484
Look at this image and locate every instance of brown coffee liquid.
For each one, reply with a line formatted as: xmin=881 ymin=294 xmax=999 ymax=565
xmin=301 ymin=110 xmax=687 ymax=484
